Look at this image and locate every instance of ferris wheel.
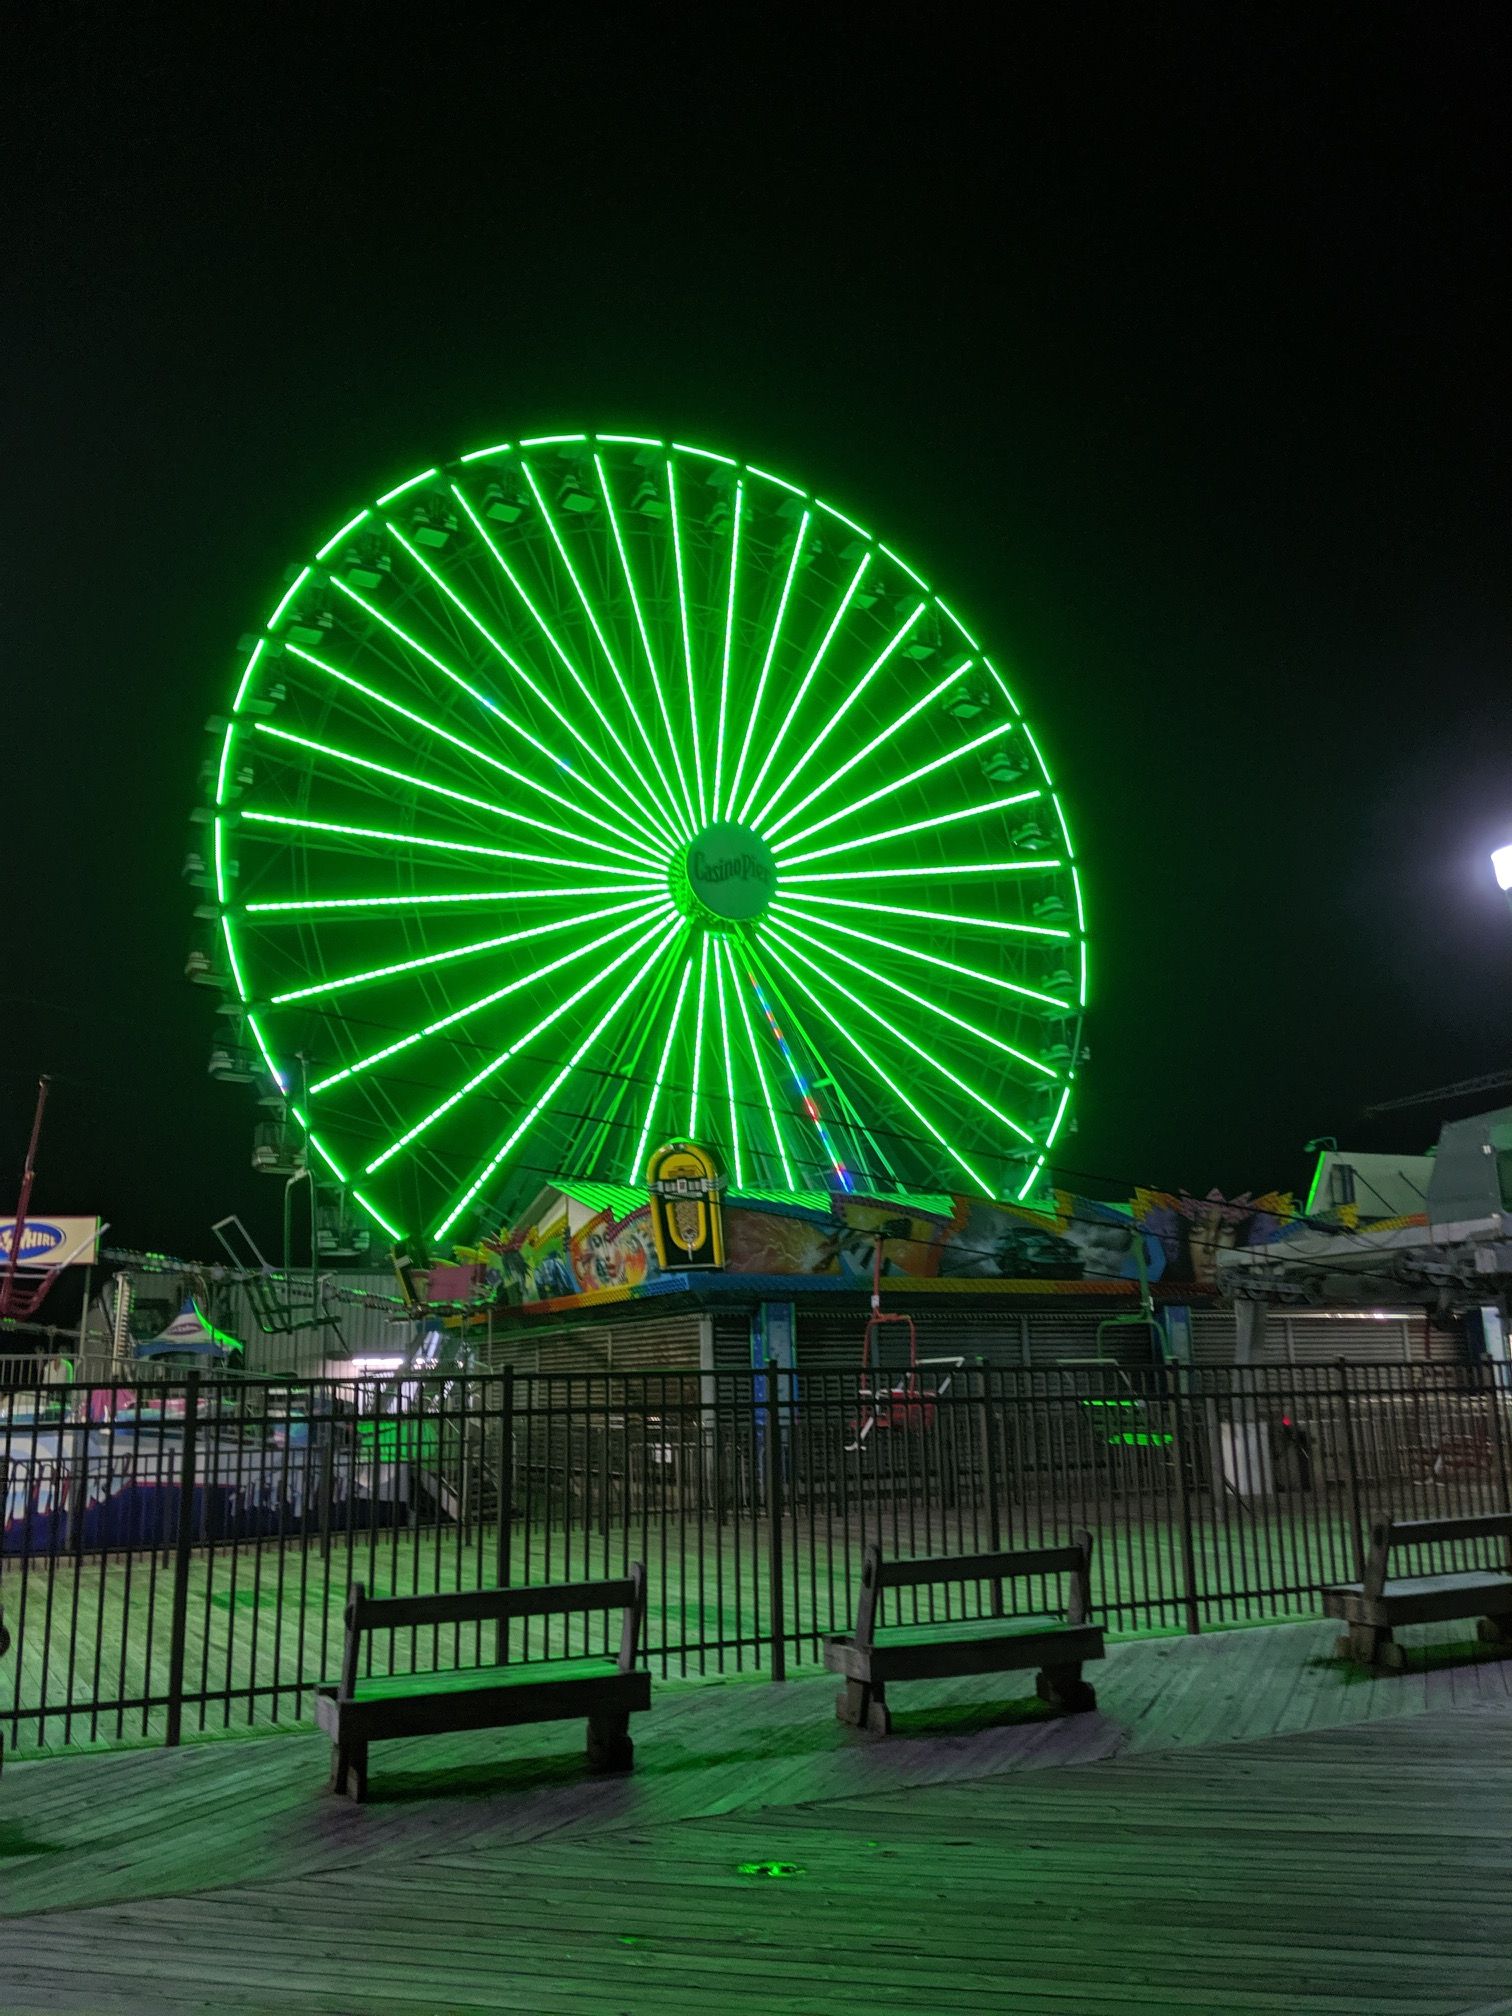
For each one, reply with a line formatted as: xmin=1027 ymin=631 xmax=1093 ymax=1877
xmin=196 ymin=432 xmax=1088 ymax=1247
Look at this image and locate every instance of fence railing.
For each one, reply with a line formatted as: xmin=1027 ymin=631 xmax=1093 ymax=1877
xmin=2 ymin=1359 xmax=1508 ymax=1754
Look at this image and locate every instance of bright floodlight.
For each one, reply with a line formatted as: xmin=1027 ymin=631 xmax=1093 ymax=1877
xmin=1494 ymin=844 xmax=1512 ymax=892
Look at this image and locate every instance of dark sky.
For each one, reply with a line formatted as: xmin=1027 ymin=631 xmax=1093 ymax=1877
xmin=5 ymin=4 xmax=1509 ymax=1261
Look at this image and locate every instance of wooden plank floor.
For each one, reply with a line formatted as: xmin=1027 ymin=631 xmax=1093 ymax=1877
xmin=2 ymin=1622 xmax=1510 ymax=2012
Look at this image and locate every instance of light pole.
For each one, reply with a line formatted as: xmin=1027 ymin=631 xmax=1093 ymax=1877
xmin=1494 ymin=844 xmax=1512 ymax=897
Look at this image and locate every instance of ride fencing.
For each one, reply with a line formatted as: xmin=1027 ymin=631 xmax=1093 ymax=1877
xmin=2 ymin=1359 xmax=1509 ymax=1755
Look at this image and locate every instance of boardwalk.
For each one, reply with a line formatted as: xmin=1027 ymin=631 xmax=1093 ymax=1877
xmin=2 ymin=1620 xmax=1510 ymax=2012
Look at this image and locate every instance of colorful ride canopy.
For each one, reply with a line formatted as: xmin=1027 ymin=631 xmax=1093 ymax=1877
xmin=204 ymin=432 xmax=1088 ymax=1244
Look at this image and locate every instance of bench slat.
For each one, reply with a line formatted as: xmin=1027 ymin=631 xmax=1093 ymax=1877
xmin=1386 ymin=1514 xmax=1512 ymax=1547
xmin=353 ymin=1578 xmax=638 ymax=1632
xmin=880 ymin=1546 xmax=1083 ymax=1588
xmin=826 ymin=1620 xmax=1102 ymax=1685
xmin=316 ymin=1667 xmax=649 ymax=1743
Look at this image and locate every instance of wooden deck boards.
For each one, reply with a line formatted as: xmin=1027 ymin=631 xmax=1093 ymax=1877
xmin=2 ymin=1621 xmax=1510 ymax=2012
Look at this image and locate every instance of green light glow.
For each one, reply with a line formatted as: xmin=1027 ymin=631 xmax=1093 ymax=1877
xmin=712 ymin=943 xmax=744 ymax=1186
xmin=1079 ymin=937 xmax=1088 ymax=1007
xmin=214 ymin=724 xmax=235 ymax=806
xmin=596 ymin=434 xmax=665 ymax=448
xmin=752 ymin=601 xmax=926 ymax=830
xmin=687 ymin=934 xmax=711 ymax=1135
xmin=1021 ymin=722 xmax=1053 ymax=784
xmin=815 ymin=498 xmax=869 ymax=540
xmin=737 ymin=552 xmax=871 ymax=824
xmin=282 ymin=641 xmax=669 ymax=869
xmin=777 ymin=792 xmax=1044 ymax=869
xmin=275 ymin=896 xmax=667 ymax=1007
xmin=785 ymin=892 xmax=1068 ymax=940
xmin=1015 ymin=1155 xmax=1047 ymax=1203
xmin=594 ymin=454 xmax=699 ymax=835
xmin=1071 ymin=865 xmax=1086 ymax=931
xmin=712 ymin=480 xmax=743 ymax=820
xmin=433 ymin=919 xmax=684 ymax=1236
xmin=316 ymin=508 xmax=371 ymax=561
xmin=221 ymin=916 xmax=250 ymax=1002
xmin=253 ymin=721 xmax=663 ymax=874
xmin=756 ymin=938 xmax=993 ymax=1196
xmin=375 ymin=468 xmax=439 ymax=506
xmin=767 ymin=911 xmax=1060 ymax=1075
xmin=771 ymin=723 xmax=1024 ymax=854
xmin=247 ymin=883 xmax=660 ymax=915
xmin=1045 ymin=1083 xmax=1073 ymax=1150
xmin=667 ymin=459 xmax=708 ymax=824
xmin=745 ymin=463 xmax=805 ymax=497
xmin=290 ymin=1107 xmax=348 ymax=1184
xmin=239 ymin=808 xmax=646 ymax=878
xmin=723 ymin=509 xmax=809 ymax=821
xmin=763 ymin=923 xmax=1035 ymax=1140
xmin=353 ymin=1188 xmax=403 ymax=1240
xmin=763 ymin=658 xmax=970 ymax=839
xmin=784 ymin=860 xmax=1062 ymax=886
xmin=1051 ymin=792 xmax=1075 ymax=856
xmin=934 ymin=599 xmax=980 ymax=652
xmin=266 ymin=566 xmax=312 ymax=630
xmin=723 ymin=936 xmax=794 ymax=1188
xmin=879 ymin=542 xmax=928 ymax=592
xmin=309 ymin=903 xmax=668 ymax=1094
xmin=628 ymin=955 xmax=694 ymax=1181
xmin=518 ymin=460 xmax=679 ymax=828
xmin=243 ymin=1008 xmax=280 ymax=1082
xmin=519 ymin=434 xmax=588 ymax=447
xmin=231 ymin=638 xmax=265 ymax=713
xmin=771 ymin=900 xmax=1071 ymax=1018
xmin=369 ymin=911 xmax=679 ymax=1176
xmin=213 ymin=819 xmax=226 ymax=903
xmin=381 ymin=522 xmax=676 ymax=852
xmin=459 ymin=441 xmax=513 ymax=463
xmin=673 ymin=443 xmax=737 ymax=466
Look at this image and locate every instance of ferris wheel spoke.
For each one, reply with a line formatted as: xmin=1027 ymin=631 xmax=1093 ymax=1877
xmin=782 ymin=859 xmax=1061 ymax=886
xmin=432 ymin=918 xmax=685 ymax=1239
xmin=772 ymin=792 xmax=1045 ymax=871
xmin=269 ymin=894 xmax=668 ymax=1008
xmin=281 ymin=643 xmax=671 ymax=872
xmin=685 ymin=935 xmax=712 ymax=1135
xmin=740 ymin=940 xmax=857 ymax=1190
xmin=252 ymin=722 xmax=668 ymax=875
xmin=736 ymin=553 xmax=870 ymax=827
xmin=770 ymin=719 xmax=1025 ymax=855
xmin=366 ymin=910 xmax=682 ymax=1179
xmin=711 ymin=935 xmax=744 ymax=1187
xmin=246 ymin=882 xmax=663 ymax=916
xmin=771 ymin=900 xmax=1071 ymax=1016
xmin=783 ymin=889 xmax=1072 ymax=941
xmin=750 ymin=935 xmax=994 ymax=1197
xmin=517 ymin=461 xmax=690 ymax=840
xmin=594 ymin=455 xmax=700 ymax=836
xmin=721 ymin=937 xmax=795 ymax=1189
xmin=626 ymin=953 xmax=696 ymax=1182
xmin=723 ymin=509 xmax=808 ymax=822
xmin=762 ymin=658 xmax=972 ymax=841
xmin=765 ymin=912 xmax=1061 ymax=1076
xmin=377 ymin=526 xmax=680 ymax=855
xmin=305 ymin=902 xmax=669 ymax=1095
xmin=711 ymin=481 xmax=744 ymax=825
xmin=666 ymin=461 xmax=709 ymax=826
xmin=760 ymin=923 xmax=1037 ymax=1143
xmin=238 ymin=810 xmax=664 ymax=887
xmin=749 ymin=600 xmax=925 ymax=832
xmin=450 ymin=478 xmax=672 ymax=831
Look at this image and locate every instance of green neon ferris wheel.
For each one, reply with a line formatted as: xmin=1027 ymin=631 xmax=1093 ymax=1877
xmin=202 ymin=432 xmax=1088 ymax=1246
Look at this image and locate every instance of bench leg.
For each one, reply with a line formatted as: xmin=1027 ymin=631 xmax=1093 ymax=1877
xmin=1035 ymin=1662 xmax=1097 ymax=1714
xmin=1477 ymin=1614 xmax=1512 ymax=1649
xmin=1335 ymin=1624 xmax=1405 ymax=1671
xmin=586 ymin=1711 xmax=634 ymax=1773
xmin=329 ymin=1738 xmax=369 ymax=1802
xmin=835 ymin=1677 xmax=890 ymax=1735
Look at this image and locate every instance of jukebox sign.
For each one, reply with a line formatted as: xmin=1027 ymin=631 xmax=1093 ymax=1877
xmin=647 ymin=1140 xmax=726 ymax=1271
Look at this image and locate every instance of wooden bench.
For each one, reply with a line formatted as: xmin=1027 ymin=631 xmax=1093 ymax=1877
xmin=1324 ymin=1513 xmax=1512 ymax=1670
xmin=315 ymin=1566 xmax=648 ymax=1801
xmin=824 ymin=1535 xmax=1104 ymax=1736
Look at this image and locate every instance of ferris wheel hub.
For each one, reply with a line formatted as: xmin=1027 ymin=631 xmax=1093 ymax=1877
xmin=669 ymin=821 xmax=777 ymax=927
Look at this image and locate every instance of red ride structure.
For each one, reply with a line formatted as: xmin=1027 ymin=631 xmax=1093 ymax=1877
xmin=1 ymin=1075 xmax=65 ymax=1322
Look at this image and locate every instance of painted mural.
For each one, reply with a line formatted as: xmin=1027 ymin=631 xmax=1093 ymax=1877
xmin=475 ymin=1180 xmax=1296 ymax=1309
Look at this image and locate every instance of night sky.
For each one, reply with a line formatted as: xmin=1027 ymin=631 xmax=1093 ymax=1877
xmin=6 ymin=6 xmax=1509 ymax=1264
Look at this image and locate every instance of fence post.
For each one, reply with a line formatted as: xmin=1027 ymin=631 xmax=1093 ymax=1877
xmin=1338 ymin=1362 xmax=1366 ymax=1575
xmin=1169 ymin=1369 xmax=1201 ymax=1635
xmin=765 ymin=1361 xmax=786 ymax=1681
xmin=976 ymin=1365 xmax=1003 ymax=1615
xmin=495 ymin=1367 xmax=515 ymax=1663
xmin=165 ymin=1371 xmax=201 ymax=1748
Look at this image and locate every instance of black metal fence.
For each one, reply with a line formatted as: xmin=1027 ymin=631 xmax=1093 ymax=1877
xmin=3 ymin=1359 xmax=1509 ymax=1754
